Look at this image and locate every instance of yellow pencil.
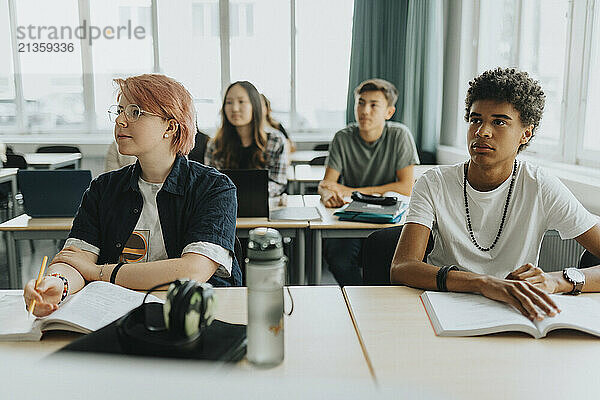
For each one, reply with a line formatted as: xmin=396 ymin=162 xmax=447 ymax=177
xmin=29 ymin=256 xmax=48 ymax=318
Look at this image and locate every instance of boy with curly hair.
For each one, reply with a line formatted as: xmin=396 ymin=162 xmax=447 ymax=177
xmin=391 ymin=67 xmax=600 ymax=320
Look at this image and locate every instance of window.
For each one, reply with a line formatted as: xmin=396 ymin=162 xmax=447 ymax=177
xmin=472 ymin=0 xmax=569 ymax=149
xmin=229 ymin=0 xmax=290 ymax=128
xmin=296 ymin=0 xmax=353 ymax=131
xmin=0 ymin=0 xmax=16 ymax=129
xmin=158 ymin=0 xmax=222 ymax=130
xmin=15 ymin=0 xmax=85 ymax=131
xmin=1 ymin=0 xmax=355 ymax=135
xmin=582 ymin=2 xmax=600 ymax=158
xmin=450 ymin=0 xmax=597 ymax=172
xmin=90 ymin=0 xmax=154 ymax=130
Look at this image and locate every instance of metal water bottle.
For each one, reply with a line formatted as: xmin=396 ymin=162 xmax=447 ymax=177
xmin=246 ymin=227 xmax=286 ymax=367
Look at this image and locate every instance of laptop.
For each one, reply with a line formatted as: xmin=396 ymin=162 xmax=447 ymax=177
xmin=221 ymin=169 xmax=269 ymax=218
xmin=18 ymin=170 xmax=92 ymax=217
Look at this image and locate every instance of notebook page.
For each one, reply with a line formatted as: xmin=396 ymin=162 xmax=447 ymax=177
xmin=424 ymin=292 xmax=535 ymax=332
xmin=0 ymin=294 xmax=38 ymax=339
xmin=41 ymin=281 xmax=162 ymax=332
xmin=535 ymin=295 xmax=600 ymax=336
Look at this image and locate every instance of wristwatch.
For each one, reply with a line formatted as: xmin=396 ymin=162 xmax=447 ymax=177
xmin=563 ymin=267 xmax=585 ymax=295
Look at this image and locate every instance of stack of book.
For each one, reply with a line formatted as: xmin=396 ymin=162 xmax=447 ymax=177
xmin=334 ymin=198 xmax=409 ymax=223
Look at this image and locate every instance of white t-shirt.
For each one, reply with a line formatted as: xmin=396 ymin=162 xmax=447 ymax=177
xmin=66 ymin=177 xmax=233 ymax=278
xmin=405 ymin=161 xmax=597 ymax=278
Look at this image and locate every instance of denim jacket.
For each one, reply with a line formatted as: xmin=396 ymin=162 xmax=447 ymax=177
xmin=69 ymin=155 xmax=241 ymax=286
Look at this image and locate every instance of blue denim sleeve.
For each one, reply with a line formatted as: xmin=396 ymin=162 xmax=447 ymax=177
xmin=183 ymin=173 xmax=238 ymax=253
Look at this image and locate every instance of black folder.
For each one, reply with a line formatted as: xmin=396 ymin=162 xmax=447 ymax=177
xmin=55 ymin=303 xmax=247 ymax=362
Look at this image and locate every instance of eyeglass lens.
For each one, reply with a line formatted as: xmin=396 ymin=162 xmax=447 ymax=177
xmin=108 ymin=104 xmax=142 ymax=122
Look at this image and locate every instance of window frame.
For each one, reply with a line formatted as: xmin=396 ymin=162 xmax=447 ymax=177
xmin=447 ymin=0 xmax=600 ymax=172
xmin=1 ymin=0 xmax=352 ymax=137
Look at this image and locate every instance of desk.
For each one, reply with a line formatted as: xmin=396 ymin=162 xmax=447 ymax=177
xmin=239 ymin=195 xmax=308 ymax=284
xmin=291 ymin=164 xmax=437 ymax=195
xmin=0 ymin=215 xmax=72 ymax=288
xmin=344 ymin=286 xmax=600 ymax=399
xmin=304 ymin=195 xmax=401 ymax=284
xmin=24 ymin=153 xmax=82 ymax=169
xmin=289 ymin=150 xmax=328 ymax=166
xmin=0 ymin=286 xmax=372 ymax=382
xmin=0 ymin=196 xmax=308 ymax=288
xmin=0 ymin=168 xmax=18 ymax=218
xmin=291 ymin=165 xmax=324 ymax=194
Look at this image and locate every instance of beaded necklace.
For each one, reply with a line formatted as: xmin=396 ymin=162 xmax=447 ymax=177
xmin=463 ymin=159 xmax=517 ymax=252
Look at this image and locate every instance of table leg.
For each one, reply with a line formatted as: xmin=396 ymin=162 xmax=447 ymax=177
xmin=9 ymin=175 xmax=17 ymax=219
xmin=295 ymin=228 xmax=305 ymax=285
xmin=6 ymin=231 xmax=20 ymax=288
xmin=311 ymin=230 xmax=322 ymax=285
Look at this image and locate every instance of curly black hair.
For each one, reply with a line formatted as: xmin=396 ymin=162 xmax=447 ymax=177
xmin=464 ymin=67 xmax=545 ymax=152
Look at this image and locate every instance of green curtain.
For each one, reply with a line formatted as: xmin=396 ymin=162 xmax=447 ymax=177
xmin=346 ymin=0 xmax=443 ymax=156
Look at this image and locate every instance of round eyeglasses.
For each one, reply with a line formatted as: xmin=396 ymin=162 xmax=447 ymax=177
xmin=108 ymin=104 xmax=165 ymax=123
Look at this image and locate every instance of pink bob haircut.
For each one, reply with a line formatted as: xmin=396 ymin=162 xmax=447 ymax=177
xmin=114 ymin=74 xmax=196 ymax=156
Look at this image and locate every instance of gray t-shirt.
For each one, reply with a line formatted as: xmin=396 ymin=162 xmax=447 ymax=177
xmin=326 ymin=121 xmax=420 ymax=187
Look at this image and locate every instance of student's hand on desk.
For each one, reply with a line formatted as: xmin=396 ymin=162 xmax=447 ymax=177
xmin=477 ymin=275 xmax=561 ymax=321
xmin=505 ymin=263 xmax=561 ymax=294
xmin=51 ymin=246 xmax=99 ymax=282
xmin=322 ymin=191 xmax=346 ymax=208
xmin=23 ymin=276 xmax=62 ymax=317
xmin=320 ymin=181 xmax=351 ymax=208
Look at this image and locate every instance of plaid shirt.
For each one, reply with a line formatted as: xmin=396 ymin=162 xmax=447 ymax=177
xmin=205 ymin=129 xmax=288 ymax=196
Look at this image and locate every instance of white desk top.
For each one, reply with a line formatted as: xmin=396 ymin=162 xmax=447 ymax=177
xmin=289 ymin=150 xmax=328 ymax=164
xmin=24 ymin=153 xmax=82 ymax=165
xmin=0 ymin=168 xmax=18 ymax=178
xmin=344 ymin=286 xmax=600 ymax=399
xmin=0 ymin=286 xmax=372 ymax=381
xmin=291 ymin=164 xmax=437 ymax=184
xmin=0 ymin=196 xmax=310 ymax=231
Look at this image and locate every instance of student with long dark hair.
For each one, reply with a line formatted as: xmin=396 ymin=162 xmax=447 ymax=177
xmin=205 ymin=81 xmax=288 ymax=197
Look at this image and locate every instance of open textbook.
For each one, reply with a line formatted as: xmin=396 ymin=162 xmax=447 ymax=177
xmin=0 ymin=281 xmax=162 ymax=341
xmin=420 ymin=291 xmax=600 ymax=339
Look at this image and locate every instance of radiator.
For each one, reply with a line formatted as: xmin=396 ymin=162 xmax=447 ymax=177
xmin=538 ymin=230 xmax=585 ymax=272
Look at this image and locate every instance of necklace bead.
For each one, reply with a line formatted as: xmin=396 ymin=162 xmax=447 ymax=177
xmin=463 ymin=159 xmax=517 ymax=252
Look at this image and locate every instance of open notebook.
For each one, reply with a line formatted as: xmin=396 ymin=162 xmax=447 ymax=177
xmin=0 ymin=281 xmax=162 ymax=341
xmin=421 ymin=291 xmax=600 ymax=339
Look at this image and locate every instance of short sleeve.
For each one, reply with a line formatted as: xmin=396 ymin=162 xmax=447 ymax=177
xmin=395 ymin=128 xmax=420 ymax=171
xmin=404 ymin=173 xmax=436 ymax=229
xmin=326 ymin=130 xmax=344 ymax=173
xmin=540 ymin=173 xmax=598 ymax=240
xmin=183 ymin=241 xmax=233 ymax=277
xmin=183 ymin=174 xmax=237 ymax=254
xmin=64 ymin=238 xmax=100 ymax=255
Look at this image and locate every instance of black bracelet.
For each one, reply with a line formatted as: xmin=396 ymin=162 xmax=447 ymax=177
xmin=110 ymin=262 xmax=125 ymax=284
xmin=436 ymin=265 xmax=459 ymax=292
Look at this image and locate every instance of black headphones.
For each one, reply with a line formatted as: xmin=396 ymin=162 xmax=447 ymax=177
xmin=116 ymin=279 xmax=216 ymax=354
xmin=163 ymin=279 xmax=216 ymax=340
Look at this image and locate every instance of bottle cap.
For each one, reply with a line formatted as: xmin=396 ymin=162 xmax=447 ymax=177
xmin=247 ymin=227 xmax=284 ymax=261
